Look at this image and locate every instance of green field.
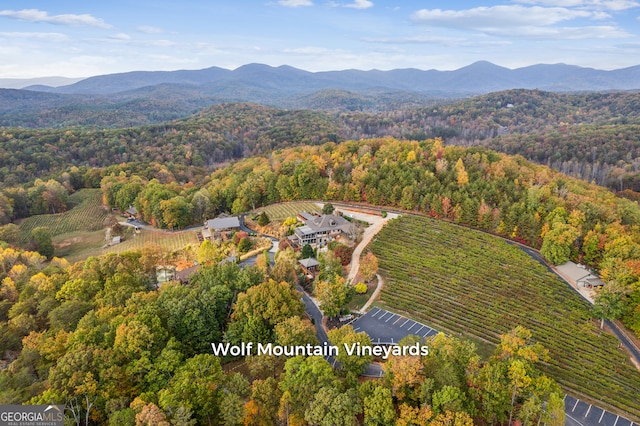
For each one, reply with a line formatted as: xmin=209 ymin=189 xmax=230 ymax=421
xmin=258 ymin=201 xmax=321 ymax=221
xmin=103 ymin=229 xmax=199 ymax=255
xmin=369 ymin=215 xmax=640 ymax=419
xmin=18 ymin=189 xmax=109 ymax=244
xmin=18 ymin=189 xmax=199 ymax=262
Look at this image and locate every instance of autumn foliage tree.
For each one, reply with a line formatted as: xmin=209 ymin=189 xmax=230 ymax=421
xmin=359 ymin=252 xmax=378 ymax=282
xmin=315 ymin=276 xmax=351 ymax=318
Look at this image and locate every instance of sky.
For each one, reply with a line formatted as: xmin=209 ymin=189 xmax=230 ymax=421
xmin=1 ymin=0 xmax=640 ymax=79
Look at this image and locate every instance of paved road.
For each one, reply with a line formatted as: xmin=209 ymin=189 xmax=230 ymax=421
xmin=605 ymin=320 xmax=640 ymax=368
xmin=507 ymin=241 xmax=640 ymax=368
xmin=297 ymin=284 xmax=336 ymax=367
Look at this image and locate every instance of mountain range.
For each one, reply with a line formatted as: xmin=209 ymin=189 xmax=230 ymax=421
xmin=2 ymin=61 xmax=640 ymax=128
xmin=19 ymin=61 xmax=640 ymax=94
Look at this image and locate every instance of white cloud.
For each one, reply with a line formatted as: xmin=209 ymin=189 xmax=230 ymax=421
xmin=278 ymin=0 xmax=313 ymax=7
xmin=513 ymin=0 xmax=640 ymax=10
xmin=345 ymin=0 xmax=374 ymax=9
xmin=487 ymin=24 xmax=630 ymax=39
xmin=361 ymin=35 xmax=512 ymax=47
xmin=513 ymin=0 xmax=585 ymax=5
xmin=411 ymin=5 xmax=592 ymax=28
xmin=284 ymin=46 xmax=335 ymax=54
xmin=110 ymin=33 xmax=131 ymax=40
xmin=0 ymin=9 xmax=111 ymax=28
xmin=410 ymin=5 xmax=631 ymax=40
xmin=95 ymin=35 xmax=179 ymax=47
xmin=143 ymin=39 xmax=179 ymax=47
xmin=0 ymin=31 xmax=69 ymax=42
xmin=599 ymin=0 xmax=640 ymax=10
xmin=137 ymin=25 xmax=163 ymax=34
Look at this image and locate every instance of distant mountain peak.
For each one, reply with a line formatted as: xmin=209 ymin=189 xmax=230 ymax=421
xmin=6 ymin=61 xmax=640 ymax=109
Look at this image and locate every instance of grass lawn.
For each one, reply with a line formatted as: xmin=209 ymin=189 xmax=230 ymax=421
xmin=346 ymin=277 xmax=377 ymax=313
xmin=257 ymin=201 xmax=321 ymax=221
xmin=104 ymin=229 xmax=200 ymax=255
xmin=52 ymin=230 xmax=106 ymax=263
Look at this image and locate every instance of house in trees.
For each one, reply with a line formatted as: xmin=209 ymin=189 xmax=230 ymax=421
xmin=176 ymin=264 xmax=201 ymax=284
xmin=156 ymin=265 xmax=177 ymax=285
xmin=292 ymin=212 xmax=355 ymax=247
xmin=202 ymin=215 xmax=241 ymax=241
xmin=125 ymin=205 xmax=138 ymax=220
xmin=299 ymin=257 xmax=320 ymax=279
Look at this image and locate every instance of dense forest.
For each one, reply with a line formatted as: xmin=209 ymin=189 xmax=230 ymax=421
xmin=2 ymin=90 xmax=640 ymax=192
xmin=0 ymin=137 xmax=638 ymax=423
xmin=0 ymin=104 xmax=339 ymax=186
xmin=15 ymin=138 xmax=630 ymax=343
xmin=0 ymin=244 xmax=565 ymax=425
xmin=2 ymin=88 xmax=640 ymax=424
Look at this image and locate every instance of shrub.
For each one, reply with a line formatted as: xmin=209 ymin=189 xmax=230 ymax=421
xmin=237 ymin=237 xmax=252 ymax=253
xmin=257 ymin=211 xmax=270 ymax=226
xmin=334 ymin=244 xmax=354 ymax=266
xmin=355 ymin=283 xmax=368 ymax=294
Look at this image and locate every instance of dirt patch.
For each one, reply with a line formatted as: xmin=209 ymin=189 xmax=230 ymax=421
xmin=54 ymin=236 xmax=86 ymax=248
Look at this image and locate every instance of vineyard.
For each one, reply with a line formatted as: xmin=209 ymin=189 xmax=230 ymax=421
xmin=369 ymin=215 xmax=640 ymax=419
xmin=18 ymin=189 xmax=109 ymax=244
xmin=258 ymin=201 xmax=321 ymax=221
xmin=104 ymin=230 xmax=199 ymax=255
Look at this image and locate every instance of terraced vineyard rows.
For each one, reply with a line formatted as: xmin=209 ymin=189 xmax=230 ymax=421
xmin=104 ymin=230 xmax=199 ymax=255
xmin=369 ymin=215 xmax=640 ymax=419
xmin=259 ymin=201 xmax=321 ymax=221
xmin=18 ymin=189 xmax=109 ymax=244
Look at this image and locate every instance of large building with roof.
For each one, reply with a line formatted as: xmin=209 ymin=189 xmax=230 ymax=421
xmin=292 ymin=213 xmax=355 ymax=247
xmin=202 ymin=215 xmax=241 ymax=241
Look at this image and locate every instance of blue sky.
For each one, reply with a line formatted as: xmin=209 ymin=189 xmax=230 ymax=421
xmin=1 ymin=0 xmax=639 ymax=78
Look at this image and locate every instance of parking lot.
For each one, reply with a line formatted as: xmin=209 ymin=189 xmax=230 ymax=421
xmin=352 ymin=309 xmax=637 ymax=426
xmin=564 ymin=395 xmax=635 ymax=426
xmin=352 ymin=307 xmax=438 ymax=344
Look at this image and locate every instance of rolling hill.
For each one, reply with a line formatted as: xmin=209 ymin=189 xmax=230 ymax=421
xmin=2 ymin=61 xmax=640 ymax=128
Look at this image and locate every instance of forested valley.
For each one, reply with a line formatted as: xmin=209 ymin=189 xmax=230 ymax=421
xmin=2 ymin=90 xmax=640 ymax=193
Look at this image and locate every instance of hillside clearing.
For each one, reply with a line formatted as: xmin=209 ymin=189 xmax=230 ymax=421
xmin=18 ymin=189 xmax=108 ymax=244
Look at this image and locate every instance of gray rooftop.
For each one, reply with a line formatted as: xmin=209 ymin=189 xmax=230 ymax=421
xmin=299 ymin=257 xmax=320 ymax=268
xmin=296 ymin=213 xmax=352 ymax=236
xmin=556 ymin=261 xmax=597 ymax=282
xmin=298 ymin=212 xmax=317 ymax=221
xmin=205 ymin=216 xmax=240 ymax=230
xmin=557 ymin=261 xmax=606 ymax=287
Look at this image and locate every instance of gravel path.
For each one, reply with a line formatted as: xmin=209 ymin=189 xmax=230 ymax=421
xmin=341 ymin=209 xmax=397 ymax=283
xmin=314 ymin=203 xmax=398 ymax=313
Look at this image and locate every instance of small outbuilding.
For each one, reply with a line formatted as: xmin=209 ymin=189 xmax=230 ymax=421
xmin=125 ymin=206 xmax=138 ymax=220
xmin=299 ymin=257 xmax=320 ymax=277
xmin=557 ymin=261 xmax=606 ymax=289
xmin=156 ymin=265 xmax=177 ymax=285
